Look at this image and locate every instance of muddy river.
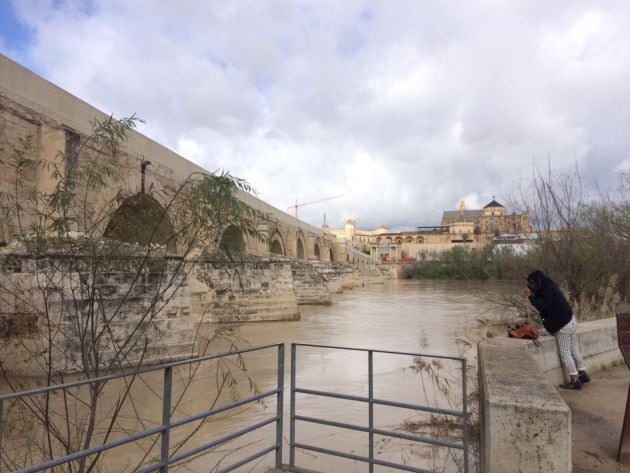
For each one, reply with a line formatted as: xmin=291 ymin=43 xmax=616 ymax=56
xmin=1 ymin=279 xmax=521 ymax=473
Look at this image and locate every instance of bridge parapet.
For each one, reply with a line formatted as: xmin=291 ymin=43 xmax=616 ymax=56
xmin=346 ymin=246 xmax=378 ymax=267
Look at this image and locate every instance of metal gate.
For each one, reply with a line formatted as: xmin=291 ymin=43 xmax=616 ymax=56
xmin=289 ymin=343 xmax=469 ymax=473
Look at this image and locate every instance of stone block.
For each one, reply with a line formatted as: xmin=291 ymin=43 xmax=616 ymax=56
xmin=478 ymin=338 xmax=571 ymax=473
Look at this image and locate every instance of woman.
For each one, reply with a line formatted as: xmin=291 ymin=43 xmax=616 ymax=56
xmin=525 ymin=270 xmax=590 ymax=390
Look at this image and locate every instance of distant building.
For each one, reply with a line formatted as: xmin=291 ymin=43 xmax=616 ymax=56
xmin=332 ymin=198 xmax=532 ymax=262
xmin=441 ymin=198 xmax=531 ymax=236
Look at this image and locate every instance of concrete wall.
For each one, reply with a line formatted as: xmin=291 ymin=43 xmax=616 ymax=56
xmin=523 ymin=317 xmax=622 ymax=383
xmin=478 ymin=318 xmax=622 ymax=473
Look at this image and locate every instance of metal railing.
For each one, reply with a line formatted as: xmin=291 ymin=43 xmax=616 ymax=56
xmin=1 ymin=342 xmax=468 ymax=473
xmin=0 ymin=343 xmax=285 ymax=473
xmin=289 ymin=343 xmax=468 ymax=473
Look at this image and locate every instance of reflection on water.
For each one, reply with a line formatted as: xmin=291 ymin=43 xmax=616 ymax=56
xmin=1 ymin=279 xmax=519 ymax=472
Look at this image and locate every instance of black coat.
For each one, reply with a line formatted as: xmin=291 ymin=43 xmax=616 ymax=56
xmin=528 ymin=283 xmax=573 ymax=334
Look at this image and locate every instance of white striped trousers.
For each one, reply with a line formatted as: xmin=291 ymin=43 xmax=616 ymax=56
xmin=555 ymin=316 xmax=586 ymax=376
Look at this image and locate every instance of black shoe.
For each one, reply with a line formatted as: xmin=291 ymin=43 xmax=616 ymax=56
xmin=578 ymin=371 xmax=590 ymax=383
xmin=559 ymin=380 xmax=582 ymax=390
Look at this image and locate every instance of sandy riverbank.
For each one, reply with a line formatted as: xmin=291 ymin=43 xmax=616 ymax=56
xmin=560 ymin=362 xmax=630 ymax=473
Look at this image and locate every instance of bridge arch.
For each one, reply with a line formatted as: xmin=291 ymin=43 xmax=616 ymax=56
xmin=328 ymin=247 xmax=334 ymax=262
xmin=314 ymin=242 xmax=321 ymax=260
xmin=416 ymin=236 xmax=424 ymax=244
xmin=104 ymin=193 xmax=176 ymax=252
xmin=219 ymin=225 xmax=246 ymax=255
xmin=269 ymin=231 xmax=285 ymax=256
xmin=296 ymin=231 xmax=306 ymax=259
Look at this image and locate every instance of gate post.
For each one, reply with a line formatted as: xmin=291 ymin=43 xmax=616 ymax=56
xmin=368 ymin=350 xmax=374 ymax=473
xmin=160 ymin=366 xmax=173 ymax=473
xmin=290 ymin=343 xmax=297 ymax=466
xmin=617 ymin=313 xmax=630 ymax=463
xmin=275 ymin=344 xmax=285 ymax=469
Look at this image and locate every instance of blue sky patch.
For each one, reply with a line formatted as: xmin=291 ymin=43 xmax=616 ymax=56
xmin=0 ymin=2 xmax=31 ymax=53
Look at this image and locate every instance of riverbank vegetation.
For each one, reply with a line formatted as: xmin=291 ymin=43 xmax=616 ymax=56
xmin=410 ymin=166 xmax=630 ymax=320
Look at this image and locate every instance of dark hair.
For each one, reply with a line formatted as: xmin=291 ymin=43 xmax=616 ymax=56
xmin=527 ymin=270 xmax=555 ymax=289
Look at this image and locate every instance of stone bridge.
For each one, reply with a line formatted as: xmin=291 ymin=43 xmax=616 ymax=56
xmin=0 ymin=54 xmax=387 ymax=375
xmin=0 ymin=54 xmax=342 ymax=265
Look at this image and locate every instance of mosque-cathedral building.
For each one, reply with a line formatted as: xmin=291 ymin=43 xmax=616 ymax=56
xmin=330 ymin=198 xmax=531 ymax=262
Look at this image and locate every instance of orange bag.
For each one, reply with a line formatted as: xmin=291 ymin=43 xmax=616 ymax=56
xmin=508 ymin=323 xmax=540 ymax=341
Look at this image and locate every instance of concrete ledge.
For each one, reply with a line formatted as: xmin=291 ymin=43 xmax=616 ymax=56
xmin=523 ymin=317 xmax=623 ymax=383
xmin=478 ymin=338 xmax=571 ymax=473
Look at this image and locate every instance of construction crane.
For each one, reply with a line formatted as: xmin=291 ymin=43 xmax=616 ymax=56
xmin=287 ymin=195 xmax=344 ymax=218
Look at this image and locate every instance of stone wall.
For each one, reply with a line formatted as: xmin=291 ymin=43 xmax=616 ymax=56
xmin=291 ymin=260 xmax=332 ymax=306
xmin=0 ymin=245 xmax=387 ymax=375
xmin=316 ymin=263 xmax=345 ymax=295
xmin=204 ymin=257 xmax=300 ymax=322
xmin=0 ymin=249 xmax=303 ymax=376
xmin=0 ymin=249 xmax=196 ymax=376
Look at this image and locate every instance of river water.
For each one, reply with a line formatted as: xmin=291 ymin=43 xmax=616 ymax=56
xmin=210 ymin=279 xmax=516 ymax=473
xmin=1 ymin=279 xmax=521 ymax=473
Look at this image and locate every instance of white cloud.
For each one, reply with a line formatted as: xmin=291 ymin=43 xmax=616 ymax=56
xmin=5 ymin=0 xmax=630 ymax=230
xmin=459 ymin=194 xmax=483 ymax=211
xmin=614 ymin=161 xmax=630 ymax=173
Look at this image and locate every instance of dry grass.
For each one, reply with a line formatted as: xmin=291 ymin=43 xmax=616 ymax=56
xmin=573 ymin=274 xmax=622 ymax=321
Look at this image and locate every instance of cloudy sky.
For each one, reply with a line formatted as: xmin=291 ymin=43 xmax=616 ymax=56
xmin=1 ymin=0 xmax=630 ymax=230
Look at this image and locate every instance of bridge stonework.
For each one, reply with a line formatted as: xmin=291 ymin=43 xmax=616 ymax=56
xmin=0 ymin=54 xmax=387 ymax=375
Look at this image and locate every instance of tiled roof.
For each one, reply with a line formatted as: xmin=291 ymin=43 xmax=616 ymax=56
xmin=441 ymin=210 xmax=482 ymax=222
xmin=483 ymin=199 xmax=504 ymax=208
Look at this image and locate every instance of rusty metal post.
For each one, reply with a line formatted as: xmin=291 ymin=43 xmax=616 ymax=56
xmin=618 ymin=313 xmax=630 ymax=463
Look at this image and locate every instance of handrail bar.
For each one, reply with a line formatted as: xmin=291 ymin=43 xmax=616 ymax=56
xmin=294 ymin=387 xmax=463 ymax=417
xmin=135 ymin=417 xmax=280 ymax=473
xmin=371 ymin=427 xmax=464 ymax=450
xmin=217 ymin=445 xmax=278 ymax=473
xmin=0 ymin=343 xmax=282 ymax=402
xmin=168 ymin=388 xmax=278 ymax=431
xmin=293 ymin=415 xmax=464 ymax=450
xmin=14 ymin=425 xmax=165 ymax=473
xmin=292 ymin=342 xmax=465 ymax=362
xmin=13 ymin=383 xmax=278 ymax=473
xmin=292 ymin=443 xmax=436 ymax=473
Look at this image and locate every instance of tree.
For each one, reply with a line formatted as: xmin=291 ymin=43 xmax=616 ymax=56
xmin=473 ymin=226 xmax=481 ymax=250
xmin=504 ymin=162 xmax=627 ymax=313
xmin=513 ymin=164 xmax=591 ymax=297
xmin=0 ymin=115 xmax=268 ymax=472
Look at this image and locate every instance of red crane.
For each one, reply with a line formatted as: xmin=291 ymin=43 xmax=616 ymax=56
xmin=287 ymin=195 xmax=344 ymax=218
